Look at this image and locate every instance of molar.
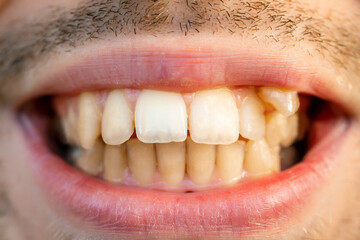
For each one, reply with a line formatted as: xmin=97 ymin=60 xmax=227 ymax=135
xmin=189 ymin=88 xmax=239 ymax=145
xmin=135 ymin=90 xmax=187 ymax=143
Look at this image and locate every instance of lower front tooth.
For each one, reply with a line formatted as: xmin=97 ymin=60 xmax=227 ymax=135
xmin=76 ymin=140 xmax=104 ymax=176
xmin=186 ymin=138 xmax=216 ymax=185
xmin=103 ymin=145 xmax=127 ymax=183
xmin=244 ymin=139 xmax=279 ymax=178
xmin=156 ymin=142 xmax=186 ymax=187
xmin=126 ymin=139 xmax=156 ymax=186
xmin=216 ymin=141 xmax=245 ymax=185
xmin=78 ymin=92 xmax=101 ymax=150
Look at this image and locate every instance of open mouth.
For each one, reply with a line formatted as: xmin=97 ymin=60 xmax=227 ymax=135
xmin=14 ymin=45 xmax=355 ymax=238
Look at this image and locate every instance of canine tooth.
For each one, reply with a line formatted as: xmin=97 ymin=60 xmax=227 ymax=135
xmin=103 ymin=145 xmax=127 ymax=183
xmin=156 ymin=142 xmax=186 ymax=187
xmin=258 ymin=88 xmax=299 ymax=117
xmin=76 ymin=140 xmax=104 ymax=176
xmin=126 ymin=139 xmax=156 ymax=185
xmin=189 ymin=88 xmax=239 ymax=144
xmin=78 ymin=92 xmax=101 ymax=150
xmin=281 ymin=113 xmax=299 ymax=147
xmin=244 ymin=139 xmax=279 ymax=177
xmin=135 ymin=90 xmax=187 ymax=143
xmin=238 ymin=94 xmax=265 ymax=141
xmin=186 ymin=138 xmax=216 ymax=185
xmin=265 ymin=111 xmax=288 ymax=148
xmin=216 ymin=141 xmax=245 ymax=185
xmin=102 ymin=90 xmax=134 ymax=145
xmin=62 ymin=107 xmax=79 ymax=144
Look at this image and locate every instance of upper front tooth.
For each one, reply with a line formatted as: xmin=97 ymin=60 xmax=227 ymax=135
xmin=258 ymin=87 xmax=299 ymax=116
xmin=135 ymin=90 xmax=187 ymax=143
xmin=102 ymin=90 xmax=134 ymax=145
xmin=78 ymin=92 xmax=101 ymax=150
xmin=189 ymin=88 xmax=239 ymax=145
xmin=62 ymin=107 xmax=79 ymax=145
xmin=238 ymin=94 xmax=265 ymax=141
xmin=281 ymin=113 xmax=299 ymax=147
xmin=265 ymin=111 xmax=288 ymax=148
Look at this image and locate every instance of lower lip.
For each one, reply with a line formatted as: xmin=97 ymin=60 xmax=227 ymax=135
xmin=21 ymin=111 xmax=351 ymax=238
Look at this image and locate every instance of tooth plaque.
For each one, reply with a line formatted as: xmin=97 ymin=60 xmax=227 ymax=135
xmin=60 ymin=86 xmax=302 ymax=188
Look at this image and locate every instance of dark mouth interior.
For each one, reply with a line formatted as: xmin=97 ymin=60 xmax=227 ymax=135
xmin=18 ymin=91 xmax=346 ymax=191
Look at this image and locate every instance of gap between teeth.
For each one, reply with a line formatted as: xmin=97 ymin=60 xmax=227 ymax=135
xmin=58 ymin=87 xmax=303 ymax=187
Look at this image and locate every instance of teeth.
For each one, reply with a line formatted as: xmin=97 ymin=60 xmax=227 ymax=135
xmin=216 ymin=141 xmax=245 ymax=185
xmin=244 ymin=139 xmax=280 ymax=177
xmin=126 ymin=139 xmax=156 ymax=185
xmin=102 ymin=90 xmax=134 ymax=145
xmin=156 ymin=142 xmax=186 ymax=187
xmin=189 ymin=88 xmax=239 ymax=144
xmin=78 ymin=92 xmax=101 ymax=150
xmin=135 ymin=90 xmax=187 ymax=143
xmin=265 ymin=111 xmax=288 ymax=148
xmin=281 ymin=113 xmax=299 ymax=147
xmin=62 ymin=107 xmax=79 ymax=145
xmin=186 ymin=138 xmax=216 ymax=185
xmin=238 ymin=94 xmax=265 ymax=141
xmin=258 ymin=88 xmax=299 ymax=117
xmin=76 ymin=140 xmax=104 ymax=176
xmin=103 ymin=145 xmax=127 ymax=183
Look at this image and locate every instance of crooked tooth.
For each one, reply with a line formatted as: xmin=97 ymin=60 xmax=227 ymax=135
xmin=238 ymin=94 xmax=265 ymax=141
xmin=156 ymin=142 xmax=186 ymax=187
xmin=258 ymin=87 xmax=299 ymax=117
xmin=281 ymin=113 xmax=299 ymax=147
xmin=216 ymin=141 xmax=245 ymax=185
xmin=78 ymin=92 xmax=101 ymax=150
xmin=76 ymin=140 xmax=104 ymax=176
xmin=135 ymin=90 xmax=187 ymax=143
xmin=102 ymin=90 xmax=134 ymax=145
xmin=244 ymin=139 xmax=280 ymax=177
xmin=189 ymin=88 xmax=239 ymax=144
xmin=186 ymin=138 xmax=216 ymax=185
xmin=126 ymin=139 xmax=156 ymax=185
xmin=265 ymin=111 xmax=288 ymax=148
xmin=103 ymin=145 xmax=127 ymax=183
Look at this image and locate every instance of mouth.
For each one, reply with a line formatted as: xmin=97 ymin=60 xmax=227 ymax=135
xmin=14 ymin=41 xmax=355 ymax=238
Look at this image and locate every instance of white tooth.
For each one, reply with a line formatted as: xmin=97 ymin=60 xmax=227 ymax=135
xmin=216 ymin=141 xmax=245 ymax=185
xmin=258 ymin=87 xmax=299 ymax=117
xmin=78 ymin=92 xmax=101 ymax=150
xmin=189 ymin=88 xmax=239 ymax=144
xmin=186 ymin=138 xmax=216 ymax=185
xmin=265 ymin=111 xmax=288 ymax=148
xmin=135 ymin=90 xmax=187 ymax=143
xmin=126 ymin=139 xmax=156 ymax=185
xmin=103 ymin=145 xmax=127 ymax=183
xmin=244 ymin=139 xmax=279 ymax=178
xmin=238 ymin=94 xmax=265 ymax=141
xmin=77 ymin=140 xmax=104 ymax=176
xmin=102 ymin=90 xmax=134 ymax=145
xmin=156 ymin=142 xmax=186 ymax=187
xmin=62 ymin=107 xmax=79 ymax=145
xmin=281 ymin=113 xmax=299 ymax=147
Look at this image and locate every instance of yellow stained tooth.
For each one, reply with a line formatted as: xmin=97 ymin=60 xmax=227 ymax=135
xmin=78 ymin=92 xmax=101 ymax=150
xmin=186 ymin=138 xmax=216 ymax=185
xmin=62 ymin=107 xmax=79 ymax=145
xmin=103 ymin=145 xmax=127 ymax=183
xmin=77 ymin=140 xmax=104 ymax=176
xmin=265 ymin=111 xmax=288 ymax=148
xmin=102 ymin=90 xmax=134 ymax=145
xmin=156 ymin=142 xmax=186 ymax=187
xmin=281 ymin=113 xmax=299 ymax=147
xmin=216 ymin=141 xmax=245 ymax=185
xmin=258 ymin=87 xmax=299 ymax=117
xmin=238 ymin=94 xmax=265 ymax=141
xmin=126 ymin=139 xmax=156 ymax=186
xmin=244 ymin=139 xmax=279 ymax=178
xmin=189 ymin=88 xmax=239 ymax=145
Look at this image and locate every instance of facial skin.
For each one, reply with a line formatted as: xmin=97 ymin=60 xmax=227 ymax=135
xmin=0 ymin=0 xmax=359 ymax=239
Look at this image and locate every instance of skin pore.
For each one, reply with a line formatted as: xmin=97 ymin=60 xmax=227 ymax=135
xmin=0 ymin=0 xmax=359 ymax=239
